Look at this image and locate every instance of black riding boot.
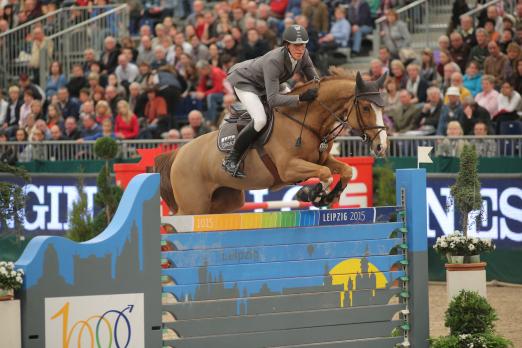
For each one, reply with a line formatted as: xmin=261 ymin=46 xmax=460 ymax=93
xmin=222 ymin=122 xmax=259 ymax=178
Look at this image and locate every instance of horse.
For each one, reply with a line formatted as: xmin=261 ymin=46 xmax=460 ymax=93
xmin=155 ymin=68 xmax=388 ymax=215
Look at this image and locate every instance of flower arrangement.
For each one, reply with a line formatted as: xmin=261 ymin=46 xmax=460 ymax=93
xmin=0 ymin=261 xmax=24 ymax=291
xmin=433 ymin=231 xmax=495 ymax=263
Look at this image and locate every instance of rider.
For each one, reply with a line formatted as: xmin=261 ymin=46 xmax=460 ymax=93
xmin=223 ymin=24 xmax=321 ymax=178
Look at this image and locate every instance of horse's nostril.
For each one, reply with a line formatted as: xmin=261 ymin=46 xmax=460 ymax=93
xmin=376 ymin=144 xmax=383 ymax=153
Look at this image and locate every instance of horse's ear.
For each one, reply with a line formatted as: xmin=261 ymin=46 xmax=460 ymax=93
xmin=376 ymin=72 xmax=388 ymax=88
xmin=355 ymin=71 xmax=364 ymax=88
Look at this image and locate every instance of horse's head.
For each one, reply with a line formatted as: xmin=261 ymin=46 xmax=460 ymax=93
xmin=348 ymin=71 xmax=388 ymax=157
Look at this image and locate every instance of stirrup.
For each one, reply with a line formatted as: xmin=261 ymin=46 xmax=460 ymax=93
xmin=222 ymin=158 xmax=246 ymax=178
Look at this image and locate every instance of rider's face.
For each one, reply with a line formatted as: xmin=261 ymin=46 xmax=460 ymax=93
xmin=288 ymin=43 xmax=306 ymax=60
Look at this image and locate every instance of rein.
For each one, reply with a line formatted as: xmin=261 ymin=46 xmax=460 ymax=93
xmin=277 ymin=80 xmax=387 ymax=152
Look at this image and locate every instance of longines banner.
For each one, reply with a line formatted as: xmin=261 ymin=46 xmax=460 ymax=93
xmin=1 ymin=176 xmax=521 ymax=247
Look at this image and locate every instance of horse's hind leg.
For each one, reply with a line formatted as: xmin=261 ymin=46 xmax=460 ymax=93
xmin=210 ymin=187 xmax=245 ymax=214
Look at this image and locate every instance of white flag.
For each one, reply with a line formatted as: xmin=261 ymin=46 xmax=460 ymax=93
xmin=418 ymin=146 xmax=433 ymax=168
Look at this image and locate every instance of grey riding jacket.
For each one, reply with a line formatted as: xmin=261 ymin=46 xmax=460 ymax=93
xmin=227 ymin=46 xmax=319 ymax=108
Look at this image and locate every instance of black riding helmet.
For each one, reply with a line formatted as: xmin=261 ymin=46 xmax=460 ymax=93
xmin=282 ymin=24 xmax=309 ymax=44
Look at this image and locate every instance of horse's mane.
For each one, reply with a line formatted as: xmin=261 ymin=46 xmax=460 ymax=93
xmin=290 ymin=66 xmax=357 ymax=94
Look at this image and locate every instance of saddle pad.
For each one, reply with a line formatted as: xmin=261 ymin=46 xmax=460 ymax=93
xmin=217 ymin=108 xmax=275 ymax=153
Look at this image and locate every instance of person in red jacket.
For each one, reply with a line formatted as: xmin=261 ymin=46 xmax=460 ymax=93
xmin=195 ymin=60 xmax=227 ymax=123
xmin=114 ymin=100 xmax=140 ymax=139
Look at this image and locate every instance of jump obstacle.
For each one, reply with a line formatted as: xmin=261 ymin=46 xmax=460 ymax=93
xmin=15 ymin=169 xmax=429 ymax=347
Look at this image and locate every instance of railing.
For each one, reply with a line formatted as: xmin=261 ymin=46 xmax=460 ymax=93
xmin=373 ymin=0 xmax=431 ymax=54
xmin=460 ymin=0 xmax=515 ymax=25
xmin=0 ymin=5 xmax=123 ymax=91
xmin=1 ymin=136 xmax=521 ymax=162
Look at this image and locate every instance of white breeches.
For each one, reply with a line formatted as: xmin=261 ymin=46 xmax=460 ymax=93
xmin=234 ymin=87 xmax=267 ymax=131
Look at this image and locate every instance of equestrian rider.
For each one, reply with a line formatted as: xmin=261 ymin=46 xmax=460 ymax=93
xmin=223 ymin=24 xmax=321 ymax=178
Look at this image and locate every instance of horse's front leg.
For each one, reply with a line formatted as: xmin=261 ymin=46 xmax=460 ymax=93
xmin=324 ymin=155 xmax=353 ymax=193
xmin=280 ymin=158 xmax=333 ymax=204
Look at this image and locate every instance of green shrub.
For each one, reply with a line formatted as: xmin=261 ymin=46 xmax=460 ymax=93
xmin=445 ymin=290 xmax=497 ymax=335
xmin=431 ymin=333 xmax=513 ymax=348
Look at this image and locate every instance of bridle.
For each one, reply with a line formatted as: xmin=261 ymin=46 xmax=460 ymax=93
xmin=278 ymin=78 xmax=387 ymax=152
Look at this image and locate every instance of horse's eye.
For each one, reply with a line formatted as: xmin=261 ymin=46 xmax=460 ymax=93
xmin=363 ymin=106 xmax=371 ymax=112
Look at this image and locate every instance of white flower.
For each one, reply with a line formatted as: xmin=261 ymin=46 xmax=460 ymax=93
xmin=0 ymin=261 xmax=5 ymax=267
xmin=0 ymin=267 xmax=6 ymax=275
xmin=6 ymin=262 xmax=14 ymax=270
xmin=10 ymin=271 xmax=16 ymax=277
xmin=468 ymin=244 xmax=475 ymax=251
xmin=441 ymin=241 xmax=448 ymax=248
xmin=16 ymin=276 xmax=22 ymax=284
xmin=18 ymin=269 xmax=24 ymax=275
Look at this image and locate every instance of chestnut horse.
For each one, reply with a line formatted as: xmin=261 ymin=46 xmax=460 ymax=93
xmin=155 ymin=69 xmax=387 ymax=215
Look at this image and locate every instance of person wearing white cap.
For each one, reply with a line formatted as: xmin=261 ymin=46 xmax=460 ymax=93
xmin=437 ymin=86 xmax=465 ymax=135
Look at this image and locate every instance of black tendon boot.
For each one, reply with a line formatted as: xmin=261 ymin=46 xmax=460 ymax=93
xmin=222 ymin=122 xmax=259 ymax=178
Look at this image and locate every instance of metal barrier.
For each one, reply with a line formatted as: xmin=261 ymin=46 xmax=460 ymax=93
xmin=0 ymin=5 xmax=123 ymax=91
xmin=460 ymin=0 xmax=516 ymax=24
xmin=2 ymin=136 xmax=521 ymax=162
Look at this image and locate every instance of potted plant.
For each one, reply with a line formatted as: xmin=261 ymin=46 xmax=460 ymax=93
xmin=433 ymin=231 xmax=468 ymax=264
xmin=0 ymin=261 xmax=24 ymax=300
xmin=431 ymin=290 xmax=513 ymax=348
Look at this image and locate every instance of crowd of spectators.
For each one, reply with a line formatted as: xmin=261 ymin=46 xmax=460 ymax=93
xmin=0 ymin=0 xmax=521 ymax=164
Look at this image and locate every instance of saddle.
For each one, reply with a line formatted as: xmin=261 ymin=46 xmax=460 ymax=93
xmin=217 ymin=102 xmax=280 ymax=183
xmin=217 ymin=102 xmax=275 ymax=153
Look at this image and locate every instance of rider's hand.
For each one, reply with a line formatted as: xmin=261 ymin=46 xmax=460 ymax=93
xmin=299 ymin=88 xmax=318 ymax=102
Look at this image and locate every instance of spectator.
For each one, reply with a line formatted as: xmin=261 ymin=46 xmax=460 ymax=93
xmin=303 ymin=0 xmax=329 ymax=34
xmin=78 ymin=88 xmax=90 ymax=105
xmin=195 ymin=60 xmax=227 ymax=123
xmin=180 ymin=125 xmax=195 ymax=140
xmin=436 ymin=120 xmax=469 ymax=157
xmin=137 ymin=36 xmax=155 ymax=66
xmin=511 ymin=59 xmax=522 ymax=94
xmin=187 ymin=110 xmax=211 ymax=137
xmin=463 ymin=61 xmax=483 ymax=97
xmin=19 ymin=89 xmax=34 ymax=130
xmin=390 ymin=59 xmax=407 ymax=88
xmin=500 ymin=28 xmax=515 ymax=53
xmin=29 ymin=127 xmax=47 ymax=161
xmin=105 ymin=85 xmax=124 ymax=116
xmin=30 ymin=99 xmax=44 ymax=121
xmin=128 ymin=82 xmax=145 ymax=117
xmin=187 ymin=0 xmax=205 ymax=27
xmin=143 ymin=86 xmax=168 ymax=138
xmin=444 ymin=72 xmax=472 ymax=103
xmin=95 ymin=100 xmax=113 ymax=124
xmin=441 ymin=62 xmax=461 ymax=94
xmin=506 ymin=43 xmax=522 ymax=72
xmin=101 ymin=36 xmax=120 ymax=75
xmin=82 ymin=48 xmax=99 ymax=75
xmin=190 ymin=35 xmax=211 ymax=62
xmin=347 ymin=0 xmax=373 ymax=56
xmin=56 ymin=87 xmax=80 ymax=120
xmin=115 ymin=54 xmax=140 ymax=87
xmin=472 ymin=121 xmax=497 ymax=157
xmin=152 ymin=23 xmax=168 ymax=48
xmin=381 ymin=9 xmax=411 ymax=57
xmin=405 ymin=63 xmax=429 ymax=103
xmin=438 ymin=87 xmax=465 ymax=135
xmin=420 ymin=48 xmax=438 ymax=84
xmin=48 ymin=125 xmax=66 ymax=160
xmin=80 ymin=114 xmax=102 ymax=138
xmin=239 ymin=29 xmax=269 ymax=61
xmin=458 ymin=15 xmax=476 ymax=47
xmin=449 ymin=31 xmax=469 ymax=72
xmin=318 ymin=6 xmax=351 ymax=49
xmin=222 ymin=34 xmax=239 ymax=58
xmin=468 ymin=28 xmax=490 ymax=69
xmin=448 ymin=0 xmax=469 ymax=35
xmin=208 ymin=44 xmax=221 ymax=68
xmin=0 ymin=130 xmax=16 ymax=165
xmin=64 ymin=116 xmax=82 ymax=140
xmin=3 ymin=86 xmax=22 ymax=136
xmin=270 ymin=0 xmax=289 ymax=19
xmin=45 ymin=61 xmax=67 ymax=99
xmin=383 ymin=77 xmax=400 ymax=115
xmin=29 ymin=26 xmax=53 ymax=84
xmin=257 ymin=20 xmax=278 ymax=50
xmin=436 ymin=50 xmax=452 ymax=79
xmin=150 ymin=46 xmax=168 ymax=70
xmin=83 ymin=119 xmax=115 ymax=141
xmin=107 ymin=74 xmax=127 ymax=98
xmin=121 ymin=36 xmax=139 ymax=63
xmin=378 ymin=47 xmax=392 ymax=72
xmin=114 ymin=100 xmax=139 ymax=139
xmin=475 ymin=75 xmax=499 ymax=117
xmin=419 ymin=86 xmax=448 ymax=135
xmin=66 ymin=64 xmax=89 ymax=99
xmin=486 ymin=5 xmax=503 ymax=34
xmin=461 ymin=96 xmax=494 ymax=135
xmin=0 ymin=90 xmax=7 ymax=127
xmin=434 ymin=35 xmax=450 ymax=65
xmin=388 ymin=90 xmax=422 ymax=134
xmin=15 ymin=129 xmax=31 ymax=162
xmin=19 ymin=73 xmax=44 ymax=101
xmin=46 ymin=103 xmax=63 ymax=129
xmin=484 ymin=19 xmax=500 ymax=44
xmin=494 ymin=81 xmax=521 ymax=131
xmin=369 ymin=59 xmax=385 ymax=81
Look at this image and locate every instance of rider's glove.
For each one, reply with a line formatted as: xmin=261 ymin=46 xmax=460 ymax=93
xmin=299 ymin=88 xmax=318 ymax=102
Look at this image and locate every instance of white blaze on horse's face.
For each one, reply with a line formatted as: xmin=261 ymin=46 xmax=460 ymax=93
xmin=371 ymin=103 xmax=387 ymax=156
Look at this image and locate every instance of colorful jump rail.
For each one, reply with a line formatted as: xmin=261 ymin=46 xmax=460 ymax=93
xmin=13 ymin=169 xmax=429 ymax=348
xmin=160 ymin=169 xmax=429 ymax=348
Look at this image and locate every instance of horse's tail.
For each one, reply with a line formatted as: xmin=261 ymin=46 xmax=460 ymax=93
xmin=154 ymin=150 xmax=178 ymax=213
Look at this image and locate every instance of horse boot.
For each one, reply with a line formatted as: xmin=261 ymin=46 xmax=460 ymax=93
xmin=295 ymin=183 xmax=324 ymax=202
xmin=222 ymin=122 xmax=259 ymax=178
